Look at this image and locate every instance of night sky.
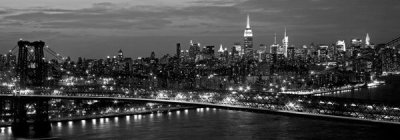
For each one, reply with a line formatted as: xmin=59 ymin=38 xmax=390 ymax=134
xmin=0 ymin=0 xmax=399 ymax=59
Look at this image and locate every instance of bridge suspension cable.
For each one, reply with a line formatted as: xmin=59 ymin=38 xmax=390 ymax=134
xmin=44 ymin=48 xmax=63 ymax=62
xmin=6 ymin=45 xmax=18 ymax=55
xmin=43 ymin=45 xmax=67 ymax=62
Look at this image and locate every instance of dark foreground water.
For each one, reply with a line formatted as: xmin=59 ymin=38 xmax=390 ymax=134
xmin=1 ymin=108 xmax=399 ymax=140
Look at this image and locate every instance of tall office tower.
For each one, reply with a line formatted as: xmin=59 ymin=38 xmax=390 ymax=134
xmin=243 ymin=14 xmax=253 ymax=56
xmin=176 ymin=43 xmax=181 ymax=58
xmin=336 ymin=40 xmax=346 ymax=52
xmin=365 ymin=33 xmax=370 ymax=46
xmin=217 ymin=44 xmax=225 ymax=59
xmin=287 ymin=46 xmax=295 ymax=60
xmin=351 ymin=38 xmax=363 ymax=46
xmin=233 ymin=42 xmax=244 ymax=57
xmin=204 ymin=46 xmax=215 ymax=58
xmin=150 ymin=51 xmax=156 ymax=59
xmin=270 ymin=33 xmax=279 ymax=54
xmin=259 ymin=44 xmax=267 ymax=53
xmin=189 ymin=40 xmax=201 ymax=60
xmin=218 ymin=44 xmax=224 ymax=53
xmin=282 ymin=28 xmax=289 ymax=57
xmin=118 ymin=49 xmax=124 ymax=60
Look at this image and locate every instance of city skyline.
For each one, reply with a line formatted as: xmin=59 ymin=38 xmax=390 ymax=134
xmin=0 ymin=0 xmax=399 ymax=59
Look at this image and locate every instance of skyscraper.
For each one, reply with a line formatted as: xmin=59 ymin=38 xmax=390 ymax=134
xmin=270 ymin=33 xmax=279 ymax=54
xmin=204 ymin=46 xmax=215 ymax=59
xmin=176 ymin=43 xmax=181 ymax=58
xmin=117 ymin=49 xmax=124 ymax=60
xmin=244 ymin=14 xmax=253 ymax=56
xmin=282 ymin=28 xmax=289 ymax=57
xmin=365 ymin=33 xmax=370 ymax=46
xmin=336 ymin=40 xmax=346 ymax=52
xmin=189 ymin=40 xmax=201 ymax=60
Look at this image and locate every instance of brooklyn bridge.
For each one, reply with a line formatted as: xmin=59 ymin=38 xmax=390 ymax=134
xmin=1 ymin=37 xmax=400 ymax=137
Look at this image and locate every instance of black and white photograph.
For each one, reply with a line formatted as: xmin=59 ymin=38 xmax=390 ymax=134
xmin=1 ymin=0 xmax=400 ymax=139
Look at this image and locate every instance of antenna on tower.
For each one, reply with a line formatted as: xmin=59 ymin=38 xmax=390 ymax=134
xmin=246 ymin=14 xmax=250 ymax=29
xmin=284 ymin=27 xmax=287 ymax=37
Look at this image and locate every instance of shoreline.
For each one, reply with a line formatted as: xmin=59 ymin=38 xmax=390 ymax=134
xmin=1 ymin=101 xmax=399 ymax=129
xmin=0 ymin=106 xmax=194 ymax=128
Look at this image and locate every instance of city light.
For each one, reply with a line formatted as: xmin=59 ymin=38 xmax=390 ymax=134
xmin=0 ymin=7 xmax=399 ymax=139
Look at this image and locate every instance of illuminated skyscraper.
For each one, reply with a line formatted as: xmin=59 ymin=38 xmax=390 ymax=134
xmin=233 ymin=43 xmax=243 ymax=57
xmin=336 ymin=40 xmax=346 ymax=52
xmin=218 ymin=44 xmax=224 ymax=53
xmin=189 ymin=40 xmax=201 ymax=60
xmin=365 ymin=33 xmax=370 ymax=46
xmin=117 ymin=49 xmax=124 ymax=60
xmin=282 ymin=28 xmax=289 ymax=57
xmin=243 ymin=14 xmax=253 ymax=56
xmin=270 ymin=33 xmax=279 ymax=54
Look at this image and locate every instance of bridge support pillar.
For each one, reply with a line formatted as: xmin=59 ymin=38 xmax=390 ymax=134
xmin=33 ymin=99 xmax=51 ymax=137
xmin=11 ymin=97 xmax=51 ymax=138
xmin=0 ymin=99 xmax=4 ymax=123
xmin=11 ymin=96 xmax=29 ymax=137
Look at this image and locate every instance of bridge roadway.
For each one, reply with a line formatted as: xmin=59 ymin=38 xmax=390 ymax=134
xmin=1 ymin=94 xmax=400 ymax=126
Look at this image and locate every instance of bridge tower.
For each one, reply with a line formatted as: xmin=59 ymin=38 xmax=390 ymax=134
xmin=13 ymin=40 xmax=51 ymax=137
xmin=17 ymin=40 xmax=46 ymax=87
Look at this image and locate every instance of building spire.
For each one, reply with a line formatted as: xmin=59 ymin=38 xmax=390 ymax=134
xmin=218 ymin=44 xmax=224 ymax=52
xmin=274 ymin=33 xmax=277 ymax=44
xmin=366 ymin=33 xmax=370 ymax=45
xmin=284 ymin=27 xmax=287 ymax=37
xmin=246 ymin=14 xmax=250 ymax=29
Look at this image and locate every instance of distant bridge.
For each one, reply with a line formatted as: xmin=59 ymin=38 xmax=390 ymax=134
xmin=385 ymin=35 xmax=400 ymax=49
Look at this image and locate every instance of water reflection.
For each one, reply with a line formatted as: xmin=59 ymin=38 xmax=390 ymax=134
xmin=57 ymin=122 xmax=62 ymax=128
xmin=7 ymin=127 xmax=11 ymax=135
xmin=81 ymin=120 xmax=86 ymax=127
xmin=68 ymin=121 xmax=73 ymax=128
xmin=125 ymin=116 xmax=130 ymax=125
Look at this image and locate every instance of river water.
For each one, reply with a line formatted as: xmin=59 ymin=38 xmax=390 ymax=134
xmin=0 ymin=108 xmax=398 ymax=140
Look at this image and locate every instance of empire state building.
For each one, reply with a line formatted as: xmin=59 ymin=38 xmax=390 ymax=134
xmin=244 ymin=14 xmax=253 ymax=56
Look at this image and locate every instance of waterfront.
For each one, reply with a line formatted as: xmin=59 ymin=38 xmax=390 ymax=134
xmin=2 ymin=80 xmax=400 ymax=139
xmin=325 ymin=76 xmax=400 ymax=102
xmin=1 ymin=108 xmax=398 ymax=140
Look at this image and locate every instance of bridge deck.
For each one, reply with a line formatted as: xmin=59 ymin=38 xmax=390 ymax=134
xmin=1 ymin=94 xmax=400 ymax=126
